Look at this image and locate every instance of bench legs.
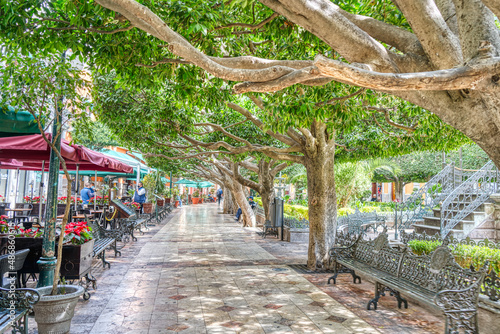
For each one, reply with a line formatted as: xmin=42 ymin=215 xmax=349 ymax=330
xmin=328 ymin=263 xmax=361 ymax=285
xmin=98 ymin=250 xmax=111 ymax=269
xmin=112 ymin=240 xmax=121 ymax=257
xmin=367 ymin=282 xmax=408 ymax=310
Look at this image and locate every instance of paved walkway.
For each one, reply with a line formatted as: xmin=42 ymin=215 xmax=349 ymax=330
xmin=58 ymin=204 xmax=381 ymax=333
xmin=28 ymin=203 xmax=445 ymax=333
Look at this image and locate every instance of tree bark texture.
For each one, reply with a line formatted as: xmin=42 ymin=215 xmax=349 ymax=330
xmin=304 ymin=145 xmax=337 ymax=270
xmin=223 ymin=186 xmax=232 ymax=214
xmin=232 ymin=180 xmax=256 ymax=228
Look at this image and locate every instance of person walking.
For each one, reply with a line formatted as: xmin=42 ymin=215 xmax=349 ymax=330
xmin=217 ymin=188 xmax=223 ymax=206
xmin=134 ymin=182 xmax=147 ymax=213
xmin=81 ymin=183 xmax=95 ymax=208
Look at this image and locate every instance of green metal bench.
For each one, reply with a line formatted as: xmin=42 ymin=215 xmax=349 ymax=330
xmin=329 ymin=232 xmax=488 ymax=333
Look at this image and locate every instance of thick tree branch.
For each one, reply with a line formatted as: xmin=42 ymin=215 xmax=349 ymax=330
xmin=258 ymin=0 xmax=399 ymax=72
xmin=314 ymin=55 xmax=500 ymax=91
xmin=137 ymin=56 xmax=313 ymax=70
xmin=336 ymin=9 xmax=425 ymax=56
xmin=270 ymin=162 xmax=288 ymax=176
xmin=482 ymin=0 xmax=500 ymax=20
xmin=394 ymin=0 xmax=462 ymax=68
xmin=96 ymin=0 xmax=300 ymax=83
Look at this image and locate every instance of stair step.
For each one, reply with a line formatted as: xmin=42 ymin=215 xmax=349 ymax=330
xmin=432 ymin=209 xmax=485 ymax=220
xmin=413 ymin=224 xmax=464 ymax=237
xmin=422 ymin=216 xmax=475 ymax=228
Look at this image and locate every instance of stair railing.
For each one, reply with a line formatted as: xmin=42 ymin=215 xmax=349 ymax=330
xmin=441 ymin=160 xmax=498 ymax=238
xmin=395 ymin=163 xmax=456 ymax=237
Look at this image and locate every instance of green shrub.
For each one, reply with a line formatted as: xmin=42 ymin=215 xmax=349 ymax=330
xmin=407 ymin=240 xmax=500 ymax=274
xmin=337 ymin=208 xmax=354 ymax=216
xmin=407 ymin=240 xmax=442 ymax=255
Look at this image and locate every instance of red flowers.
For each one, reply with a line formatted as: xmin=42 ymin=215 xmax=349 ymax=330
xmin=64 ymin=221 xmax=94 ymax=245
xmin=123 ymin=201 xmax=140 ymax=210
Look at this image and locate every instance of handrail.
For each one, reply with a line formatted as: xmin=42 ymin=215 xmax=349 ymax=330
xmin=440 ymin=160 xmax=498 ymax=238
xmin=395 ymin=163 xmax=456 ymax=235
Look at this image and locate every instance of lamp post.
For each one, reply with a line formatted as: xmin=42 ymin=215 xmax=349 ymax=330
xmin=274 ymin=172 xmax=286 ymax=240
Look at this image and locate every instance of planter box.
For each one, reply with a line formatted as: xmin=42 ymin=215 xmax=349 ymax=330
xmin=192 ymin=197 xmax=200 ymax=204
xmin=60 ymin=239 xmax=95 ymax=279
xmin=281 ymin=226 xmax=309 ymax=243
xmin=165 ymin=198 xmax=171 ymax=204
xmin=143 ymin=203 xmax=154 ymax=213
xmin=0 ymin=237 xmax=94 ymax=279
xmin=156 ymin=199 xmax=165 ymax=207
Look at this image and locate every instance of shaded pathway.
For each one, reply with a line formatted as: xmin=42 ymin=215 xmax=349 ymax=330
xmin=54 ymin=204 xmax=380 ymax=333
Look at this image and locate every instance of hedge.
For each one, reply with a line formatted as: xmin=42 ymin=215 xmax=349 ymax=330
xmin=254 ymin=197 xmax=392 ymax=221
xmin=408 ymin=240 xmax=500 ymax=274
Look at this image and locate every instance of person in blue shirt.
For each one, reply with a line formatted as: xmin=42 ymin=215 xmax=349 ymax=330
xmin=217 ymin=188 xmax=223 ymax=206
xmin=81 ymin=183 xmax=95 ymax=206
xmin=134 ymin=182 xmax=147 ymax=213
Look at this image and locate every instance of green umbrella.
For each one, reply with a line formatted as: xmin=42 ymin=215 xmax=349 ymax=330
xmin=197 ymin=181 xmax=214 ymax=188
xmin=174 ymin=179 xmax=196 ymax=185
xmin=0 ymin=106 xmax=42 ymax=137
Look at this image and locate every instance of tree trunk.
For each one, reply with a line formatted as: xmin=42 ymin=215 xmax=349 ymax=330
xmin=233 ymin=181 xmax=256 ymax=227
xmin=304 ymin=141 xmax=337 ymax=270
xmin=223 ymin=186 xmax=232 ymax=214
xmin=395 ymin=181 xmax=404 ymax=202
xmin=231 ymin=190 xmax=239 ymax=214
xmin=260 ymin=188 xmax=275 ymax=223
xmin=259 ymin=165 xmax=276 ymax=222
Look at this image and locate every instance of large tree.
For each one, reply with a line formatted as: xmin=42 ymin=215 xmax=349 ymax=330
xmin=4 ymin=0 xmax=497 ymax=163
xmin=3 ymin=1 xmax=477 ymax=268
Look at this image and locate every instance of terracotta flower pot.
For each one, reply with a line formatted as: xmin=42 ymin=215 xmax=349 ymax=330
xmin=192 ymin=197 xmax=200 ymax=204
xmin=174 ymin=201 xmax=179 ymax=207
xmin=143 ymin=202 xmax=154 ymax=213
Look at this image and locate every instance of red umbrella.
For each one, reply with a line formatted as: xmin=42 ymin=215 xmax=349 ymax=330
xmin=0 ymin=134 xmax=133 ymax=173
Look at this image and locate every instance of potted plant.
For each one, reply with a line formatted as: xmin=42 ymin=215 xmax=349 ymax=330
xmin=142 ymin=173 xmax=156 ymax=213
xmin=192 ymin=190 xmax=200 ymax=204
xmin=3 ymin=54 xmax=90 ymax=334
xmin=172 ymin=188 xmax=180 ymax=207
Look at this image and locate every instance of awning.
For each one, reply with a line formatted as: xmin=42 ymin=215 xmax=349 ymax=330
xmin=0 ymin=134 xmax=133 ymax=173
xmin=174 ymin=179 xmax=197 ymax=185
xmin=0 ymin=106 xmax=41 ymax=137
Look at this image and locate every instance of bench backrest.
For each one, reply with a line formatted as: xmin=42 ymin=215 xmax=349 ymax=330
xmin=87 ymin=219 xmax=104 ymax=240
xmin=352 ymin=233 xmax=403 ymax=277
xmin=342 ymin=232 xmax=485 ymax=293
xmin=398 ymin=247 xmax=484 ymax=292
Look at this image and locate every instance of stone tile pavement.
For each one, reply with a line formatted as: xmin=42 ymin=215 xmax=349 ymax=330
xmin=28 ymin=204 xmax=444 ymax=333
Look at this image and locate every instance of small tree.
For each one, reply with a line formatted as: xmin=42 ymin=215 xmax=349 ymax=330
xmin=0 ymin=52 xmax=90 ymax=294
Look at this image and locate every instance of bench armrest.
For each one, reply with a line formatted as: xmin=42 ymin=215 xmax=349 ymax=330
xmin=329 ymin=244 xmax=354 ymax=259
xmin=0 ymin=287 xmax=40 ymax=310
xmin=434 ymin=266 xmax=488 ymax=313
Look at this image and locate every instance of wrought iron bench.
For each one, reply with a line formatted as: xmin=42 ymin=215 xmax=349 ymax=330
xmin=337 ymin=208 xmax=387 ymax=235
xmin=0 ymin=287 xmax=40 ymax=334
xmin=87 ymin=219 xmax=121 ymax=269
xmin=328 ymin=232 xmax=488 ymax=333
